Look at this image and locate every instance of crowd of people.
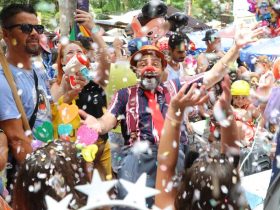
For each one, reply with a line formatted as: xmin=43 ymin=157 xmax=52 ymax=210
xmin=0 ymin=1 xmax=279 ymax=210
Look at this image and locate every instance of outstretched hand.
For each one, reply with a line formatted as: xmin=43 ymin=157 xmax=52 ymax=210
xmin=170 ymin=83 xmax=209 ymax=114
xmin=79 ymin=110 xmax=102 ymax=133
xmin=234 ymin=23 xmax=264 ymax=49
xmin=217 ymin=74 xmax=232 ymax=112
xmin=213 ymin=74 xmax=233 ymax=127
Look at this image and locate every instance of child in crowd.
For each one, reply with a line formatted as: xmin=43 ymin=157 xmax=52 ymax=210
xmin=253 ymin=55 xmax=275 ymax=103
xmin=231 ymin=80 xmax=260 ymax=145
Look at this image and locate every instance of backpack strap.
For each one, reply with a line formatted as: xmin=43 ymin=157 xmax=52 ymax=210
xmin=126 ymin=85 xmax=140 ymax=144
xmin=0 ymin=46 xmax=31 ymax=135
xmin=29 ymin=70 xmax=39 ymax=129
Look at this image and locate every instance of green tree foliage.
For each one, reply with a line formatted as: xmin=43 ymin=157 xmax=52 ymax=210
xmin=0 ymin=0 xmax=53 ymax=7
xmin=0 ymin=0 xmax=58 ymax=30
xmin=167 ymin=0 xmax=185 ymax=11
xmin=0 ymin=0 xmax=233 ymax=29
xmin=192 ymin=0 xmax=233 ymax=22
xmin=90 ymin=0 xmax=149 ymax=14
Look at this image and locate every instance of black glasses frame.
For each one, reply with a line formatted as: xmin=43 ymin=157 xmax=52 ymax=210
xmin=5 ymin=24 xmax=44 ymax=34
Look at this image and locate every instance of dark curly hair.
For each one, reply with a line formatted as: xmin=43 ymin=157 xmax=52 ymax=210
xmin=13 ymin=140 xmax=89 ymax=210
xmin=175 ymin=156 xmax=249 ymax=210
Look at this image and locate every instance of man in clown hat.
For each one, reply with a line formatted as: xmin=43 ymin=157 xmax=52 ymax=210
xmin=79 ymin=24 xmax=263 ymax=206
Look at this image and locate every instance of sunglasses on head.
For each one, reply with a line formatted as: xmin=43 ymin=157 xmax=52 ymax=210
xmin=5 ymin=24 xmax=44 ymax=34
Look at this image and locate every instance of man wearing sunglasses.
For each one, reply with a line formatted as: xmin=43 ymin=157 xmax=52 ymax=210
xmin=0 ymin=3 xmax=44 ymax=162
xmin=0 ymin=4 xmax=86 ymax=193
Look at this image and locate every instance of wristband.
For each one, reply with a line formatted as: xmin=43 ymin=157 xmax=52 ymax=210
xmin=91 ymin=25 xmax=100 ymax=35
xmin=165 ymin=113 xmax=182 ymax=126
xmin=0 ymin=129 xmax=4 ymax=133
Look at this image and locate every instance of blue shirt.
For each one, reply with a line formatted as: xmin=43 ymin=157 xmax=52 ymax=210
xmin=0 ymin=64 xmax=52 ymax=130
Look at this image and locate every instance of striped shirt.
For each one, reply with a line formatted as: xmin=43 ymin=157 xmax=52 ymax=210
xmin=109 ymin=74 xmax=204 ymax=145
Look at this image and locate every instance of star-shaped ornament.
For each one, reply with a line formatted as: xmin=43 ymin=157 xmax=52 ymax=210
xmin=75 ymin=169 xmax=117 ymax=209
xmin=120 ymin=173 xmax=160 ymax=208
xmin=45 ymin=193 xmax=72 ymax=210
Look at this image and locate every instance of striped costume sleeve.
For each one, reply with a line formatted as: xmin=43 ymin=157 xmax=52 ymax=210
xmin=108 ymin=88 xmax=128 ymax=118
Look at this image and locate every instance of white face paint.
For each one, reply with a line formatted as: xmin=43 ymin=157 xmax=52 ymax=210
xmin=141 ymin=77 xmax=159 ymax=90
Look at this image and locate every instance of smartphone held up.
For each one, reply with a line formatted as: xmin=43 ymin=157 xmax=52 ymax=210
xmin=184 ymin=76 xmax=204 ymax=94
xmin=77 ymin=0 xmax=89 ymax=12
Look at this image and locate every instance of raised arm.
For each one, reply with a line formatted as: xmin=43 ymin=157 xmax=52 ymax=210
xmin=75 ymin=9 xmax=110 ymax=87
xmin=213 ymin=75 xmax=240 ymax=154
xmin=203 ymin=25 xmax=264 ymax=89
xmin=155 ymin=83 xmax=208 ymax=209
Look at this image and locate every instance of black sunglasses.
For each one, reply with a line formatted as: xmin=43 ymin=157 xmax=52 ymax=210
xmin=5 ymin=24 xmax=44 ymax=34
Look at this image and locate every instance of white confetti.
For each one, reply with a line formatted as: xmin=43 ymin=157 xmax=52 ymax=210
xmin=60 ymin=36 xmax=69 ymax=46
xmin=17 ymin=63 xmax=23 ymax=68
xmin=193 ymin=189 xmax=201 ymax=201
xmin=172 ymin=140 xmax=177 ymax=148
xmin=131 ymin=141 xmax=150 ymax=155
xmin=221 ymin=185 xmax=228 ymax=194
xmin=37 ymin=172 xmax=47 ymax=179
xmin=276 ymin=155 xmax=280 ymax=168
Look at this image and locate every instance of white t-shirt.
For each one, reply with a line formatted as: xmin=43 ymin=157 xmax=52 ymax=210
xmin=165 ymin=63 xmax=184 ymax=80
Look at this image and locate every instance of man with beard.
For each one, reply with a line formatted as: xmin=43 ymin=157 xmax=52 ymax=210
xmin=0 ymin=4 xmax=48 ymax=164
xmin=0 ymin=3 xmax=87 ymax=190
xmin=79 ymin=21 xmax=263 ymax=204
xmin=197 ymin=29 xmax=225 ymax=73
xmin=0 ymin=4 xmax=49 ymax=195
xmin=80 ymin=45 xmax=208 ymax=207
xmin=165 ymin=33 xmax=188 ymax=80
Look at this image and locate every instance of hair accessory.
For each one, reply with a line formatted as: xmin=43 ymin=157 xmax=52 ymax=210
xmin=34 ymin=121 xmax=54 ymax=143
xmin=77 ymin=125 xmax=99 ymax=146
xmin=58 ymin=103 xmax=79 ymax=124
xmin=46 ymin=170 xmax=160 ymax=210
xmin=45 ymin=193 xmax=73 ymax=210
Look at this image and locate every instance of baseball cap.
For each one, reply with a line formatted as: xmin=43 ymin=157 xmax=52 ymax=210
xmin=130 ymin=45 xmax=167 ymax=68
xmin=202 ymin=29 xmax=219 ymax=42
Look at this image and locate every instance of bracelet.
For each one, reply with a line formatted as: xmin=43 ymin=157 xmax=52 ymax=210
xmin=0 ymin=129 xmax=4 ymax=133
xmin=165 ymin=113 xmax=182 ymax=126
xmin=91 ymin=25 xmax=101 ymax=35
